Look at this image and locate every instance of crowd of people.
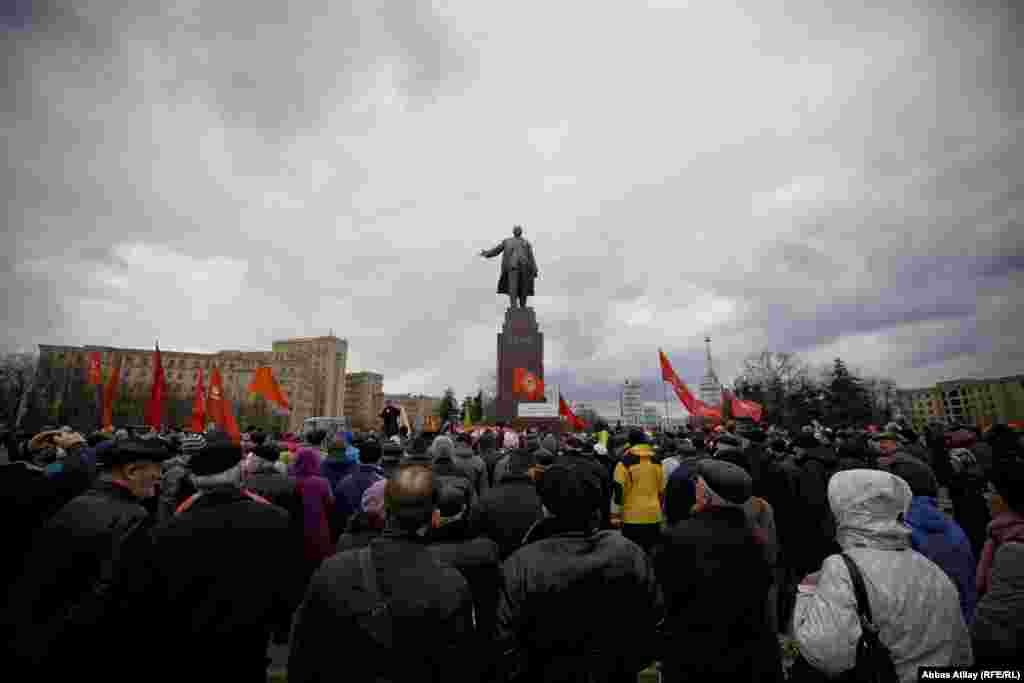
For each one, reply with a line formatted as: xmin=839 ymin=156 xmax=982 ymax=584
xmin=1 ymin=416 xmax=1022 ymax=682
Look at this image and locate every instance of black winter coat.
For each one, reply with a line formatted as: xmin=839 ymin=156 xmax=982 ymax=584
xmin=497 ymin=517 xmax=664 ymax=683
xmin=472 ymin=474 xmax=544 ymax=559
xmin=288 ymin=530 xmax=476 ymax=683
xmin=2 ymin=478 xmax=155 ymax=680
xmin=657 ymin=507 xmax=783 ymax=682
xmin=148 ymin=488 xmax=294 ymax=681
xmin=0 ymin=463 xmax=63 ymax=589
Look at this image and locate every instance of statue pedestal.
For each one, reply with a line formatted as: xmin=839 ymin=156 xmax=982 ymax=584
xmin=496 ymin=307 xmax=546 ymax=426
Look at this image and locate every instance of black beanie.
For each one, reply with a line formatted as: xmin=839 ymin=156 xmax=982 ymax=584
xmin=696 ymin=459 xmax=752 ymax=505
xmin=190 ymin=441 xmax=243 ymax=477
xmin=360 ymin=439 xmax=382 ymax=463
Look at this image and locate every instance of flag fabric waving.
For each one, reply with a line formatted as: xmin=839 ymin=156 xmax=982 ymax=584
xmin=144 ymin=343 xmax=168 ymax=430
xmin=191 ymin=368 xmax=206 ymax=433
xmin=559 ymin=394 xmax=585 ymax=431
xmin=658 ymin=349 xmax=700 ymax=414
xmin=731 ymin=396 xmax=763 ymax=422
xmin=87 ymin=352 xmax=102 ymax=385
xmin=208 ymin=367 xmax=241 ymax=443
xmin=247 ymin=367 xmax=290 ymax=410
xmin=101 ymin=353 xmax=122 ymax=429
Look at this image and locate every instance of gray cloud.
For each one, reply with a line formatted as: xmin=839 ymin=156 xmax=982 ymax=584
xmin=3 ymin=1 xmax=1022 ymax=403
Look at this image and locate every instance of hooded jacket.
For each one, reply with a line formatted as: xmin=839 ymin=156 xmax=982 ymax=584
xmin=794 ymin=470 xmax=973 ymax=681
xmin=904 ymin=495 xmax=977 ymax=625
xmin=611 ymin=444 xmax=664 ymax=525
xmin=451 ymin=441 xmax=489 ymax=496
xmin=291 ymin=448 xmax=336 ymax=565
xmin=320 ymin=440 xmax=360 ymax=491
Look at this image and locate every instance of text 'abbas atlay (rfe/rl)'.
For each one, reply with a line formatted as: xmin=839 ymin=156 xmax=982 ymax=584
xmin=920 ymin=668 xmax=1022 ymax=681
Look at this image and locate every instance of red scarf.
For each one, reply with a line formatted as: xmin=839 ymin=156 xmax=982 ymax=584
xmin=976 ymin=511 xmax=1024 ymax=596
xmin=175 ymin=489 xmax=271 ymax=515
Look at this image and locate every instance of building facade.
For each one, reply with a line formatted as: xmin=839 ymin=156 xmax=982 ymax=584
xmin=620 ymin=380 xmax=643 ymax=427
xmin=31 ymin=339 xmax=343 ymax=433
xmin=345 ymin=371 xmax=384 ymax=432
xmin=272 ymin=336 xmax=348 ymax=418
xmin=901 ymin=375 xmax=1024 ymax=432
xmin=384 ymin=393 xmax=442 ymax=432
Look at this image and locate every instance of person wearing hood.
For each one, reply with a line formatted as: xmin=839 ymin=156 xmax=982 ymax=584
xmin=657 ymin=459 xmax=783 ymax=682
xmin=971 ymin=460 xmax=1024 ymax=666
xmin=477 ymin=429 xmax=502 ymax=487
xmin=431 ymin=435 xmax=478 ymax=512
xmin=290 ymin=446 xmax=336 ymax=583
xmin=451 ymin=431 xmax=489 ymax=496
xmin=147 ymin=440 xmax=294 ymax=682
xmin=888 ymin=456 xmax=977 ymax=626
xmin=320 ymin=433 xmax=360 ymax=491
xmin=334 ymin=438 xmax=385 ymax=538
xmin=611 ymin=429 xmax=665 ymax=555
xmin=498 ymin=463 xmax=663 ymax=683
xmin=793 ymin=469 xmax=972 ymax=681
xmin=3 ymin=438 xmax=172 ymax=679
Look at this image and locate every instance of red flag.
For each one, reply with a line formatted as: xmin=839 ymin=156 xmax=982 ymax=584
xmin=191 ymin=368 xmax=206 ymax=433
xmin=101 ymin=353 xmax=122 ymax=429
xmin=732 ymin=397 xmax=763 ymax=422
xmin=247 ymin=367 xmax=290 ymax=409
xmin=559 ymin=394 xmax=585 ymax=431
xmin=144 ymin=343 xmax=167 ymax=430
xmin=513 ymin=367 xmax=545 ymax=401
xmin=87 ymin=352 xmax=102 ymax=385
xmin=658 ymin=349 xmax=699 ymax=413
xmin=207 ymin=367 xmax=240 ymax=443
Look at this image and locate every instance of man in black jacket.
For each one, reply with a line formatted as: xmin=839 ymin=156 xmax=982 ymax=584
xmin=288 ymin=464 xmax=475 ymax=683
xmin=657 ymin=459 xmax=783 ymax=682
xmin=497 ymin=463 xmax=663 ymax=683
xmin=556 ymin=436 xmax=613 ymax=529
xmin=472 ymin=448 xmax=544 ymax=559
xmin=2 ymin=437 xmax=171 ymax=680
xmin=147 ymin=441 xmax=294 ymax=682
xmin=424 ymin=479 xmax=502 ymax=679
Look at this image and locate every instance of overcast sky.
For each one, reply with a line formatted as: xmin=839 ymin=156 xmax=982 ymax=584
xmin=3 ymin=0 xmax=1022 ymax=403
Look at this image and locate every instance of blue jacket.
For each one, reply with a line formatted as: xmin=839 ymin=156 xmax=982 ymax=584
xmin=320 ymin=447 xmax=360 ymax=491
xmin=334 ymin=464 xmax=384 ymax=519
xmin=904 ymin=495 xmax=978 ymax=624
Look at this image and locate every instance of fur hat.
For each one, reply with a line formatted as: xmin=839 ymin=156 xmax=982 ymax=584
xmin=105 ymin=437 xmax=175 ymax=467
xmin=189 ymin=441 xmax=243 ymax=477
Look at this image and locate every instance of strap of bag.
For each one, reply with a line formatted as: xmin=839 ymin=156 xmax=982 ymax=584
xmin=358 ymin=546 xmax=382 ymax=605
xmin=838 ymin=552 xmax=874 ymax=627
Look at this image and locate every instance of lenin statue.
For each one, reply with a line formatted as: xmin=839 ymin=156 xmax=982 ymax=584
xmin=480 ymin=225 xmax=539 ymax=309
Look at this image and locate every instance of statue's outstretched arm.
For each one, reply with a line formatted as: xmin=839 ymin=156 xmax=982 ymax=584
xmin=481 ymin=242 xmax=505 ymax=258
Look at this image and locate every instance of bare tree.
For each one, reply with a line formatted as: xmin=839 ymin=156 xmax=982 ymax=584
xmin=0 ymin=351 xmax=39 ymax=428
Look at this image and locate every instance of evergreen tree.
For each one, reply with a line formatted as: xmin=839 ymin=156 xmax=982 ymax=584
xmin=826 ymin=358 xmax=873 ymax=427
xmin=436 ymin=387 xmax=459 ymax=424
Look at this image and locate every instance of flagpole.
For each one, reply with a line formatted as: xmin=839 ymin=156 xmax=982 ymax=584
xmin=662 ymin=378 xmax=670 ymax=433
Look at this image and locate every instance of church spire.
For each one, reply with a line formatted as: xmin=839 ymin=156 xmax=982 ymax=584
xmin=699 ymin=336 xmax=721 ymax=407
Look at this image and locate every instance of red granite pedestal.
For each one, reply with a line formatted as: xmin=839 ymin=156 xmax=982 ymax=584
xmin=495 ymin=307 xmax=559 ymax=433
